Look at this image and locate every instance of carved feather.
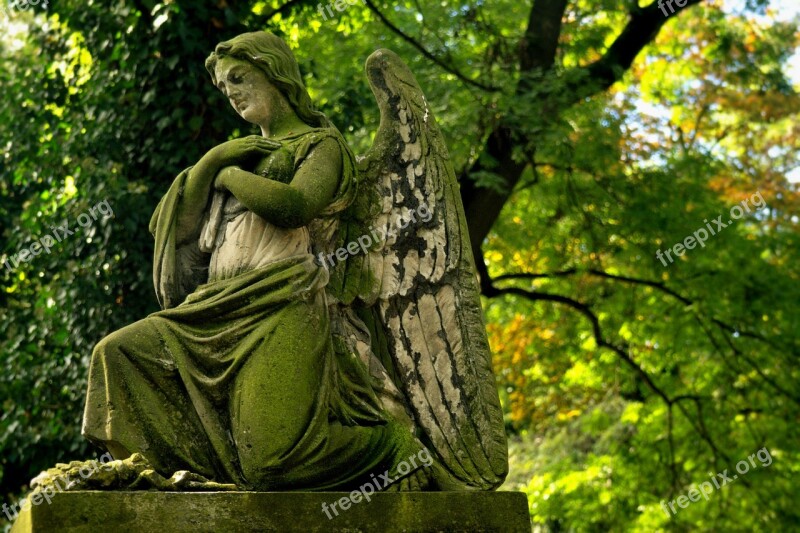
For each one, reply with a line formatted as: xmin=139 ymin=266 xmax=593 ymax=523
xmin=340 ymin=49 xmax=508 ymax=489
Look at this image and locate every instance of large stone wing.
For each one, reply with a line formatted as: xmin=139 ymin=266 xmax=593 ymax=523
xmin=342 ymin=49 xmax=507 ymax=489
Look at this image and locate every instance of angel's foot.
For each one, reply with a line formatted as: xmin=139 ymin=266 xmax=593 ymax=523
xmin=165 ymin=471 xmax=238 ymax=491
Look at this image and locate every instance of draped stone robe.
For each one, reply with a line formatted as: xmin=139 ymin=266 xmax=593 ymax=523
xmin=81 ymin=128 xmax=421 ymax=491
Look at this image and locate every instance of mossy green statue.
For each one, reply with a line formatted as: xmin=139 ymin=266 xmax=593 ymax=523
xmin=74 ymin=31 xmax=507 ymax=493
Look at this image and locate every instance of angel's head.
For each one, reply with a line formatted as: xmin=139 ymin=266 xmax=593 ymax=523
xmin=205 ymin=32 xmax=329 ymax=131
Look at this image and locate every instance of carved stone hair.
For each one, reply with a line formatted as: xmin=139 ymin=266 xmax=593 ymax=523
xmin=205 ymin=31 xmax=330 ymax=128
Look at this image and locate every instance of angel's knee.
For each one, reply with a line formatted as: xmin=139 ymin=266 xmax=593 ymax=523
xmin=91 ymin=318 xmax=167 ymax=367
xmin=91 ymin=328 xmax=128 ymax=366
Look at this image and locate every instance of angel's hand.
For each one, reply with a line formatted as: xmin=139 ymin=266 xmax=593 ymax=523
xmin=208 ymin=136 xmax=281 ymax=168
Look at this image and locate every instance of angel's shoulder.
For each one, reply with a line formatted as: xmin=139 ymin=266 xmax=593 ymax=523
xmin=285 ymin=128 xmax=341 ymax=166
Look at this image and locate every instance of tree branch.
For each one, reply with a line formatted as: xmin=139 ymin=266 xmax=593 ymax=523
xmin=492 ymin=266 xmax=800 ymax=406
xmin=494 ymin=266 xmax=800 ymax=361
xmin=363 ymin=0 xmax=500 ymax=92
xmin=519 ymin=0 xmax=569 ymax=75
xmin=484 ymin=279 xmax=733 ymax=465
xmin=567 ymin=0 xmax=705 ymax=101
xmin=484 ymin=283 xmax=671 ymax=404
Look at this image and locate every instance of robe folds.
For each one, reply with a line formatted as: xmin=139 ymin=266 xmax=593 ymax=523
xmin=82 ymin=129 xmax=422 ymax=491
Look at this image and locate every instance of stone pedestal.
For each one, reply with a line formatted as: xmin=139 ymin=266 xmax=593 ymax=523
xmin=10 ymin=491 xmax=530 ymax=532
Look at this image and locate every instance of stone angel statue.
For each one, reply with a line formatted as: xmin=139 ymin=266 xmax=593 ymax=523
xmin=76 ymin=31 xmax=507 ymax=493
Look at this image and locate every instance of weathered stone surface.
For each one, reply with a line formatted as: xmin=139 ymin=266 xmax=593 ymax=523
xmin=79 ymin=32 xmax=508 ymax=492
xmin=10 ymin=490 xmax=530 ymax=532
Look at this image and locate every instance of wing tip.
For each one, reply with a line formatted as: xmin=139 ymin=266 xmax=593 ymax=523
xmin=366 ymin=48 xmax=399 ymax=70
xmin=365 ymin=48 xmax=414 ymax=86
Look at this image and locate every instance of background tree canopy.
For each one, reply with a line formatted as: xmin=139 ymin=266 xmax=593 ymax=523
xmin=1 ymin=0 xmax=798 ymax=530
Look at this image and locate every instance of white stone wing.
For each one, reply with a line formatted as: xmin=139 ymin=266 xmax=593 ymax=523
xmin=348 ymin=49 xmax=507 ymax=489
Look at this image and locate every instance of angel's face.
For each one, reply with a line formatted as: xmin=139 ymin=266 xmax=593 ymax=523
xmin=214 ymin=57 xmax=282 ymax=127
